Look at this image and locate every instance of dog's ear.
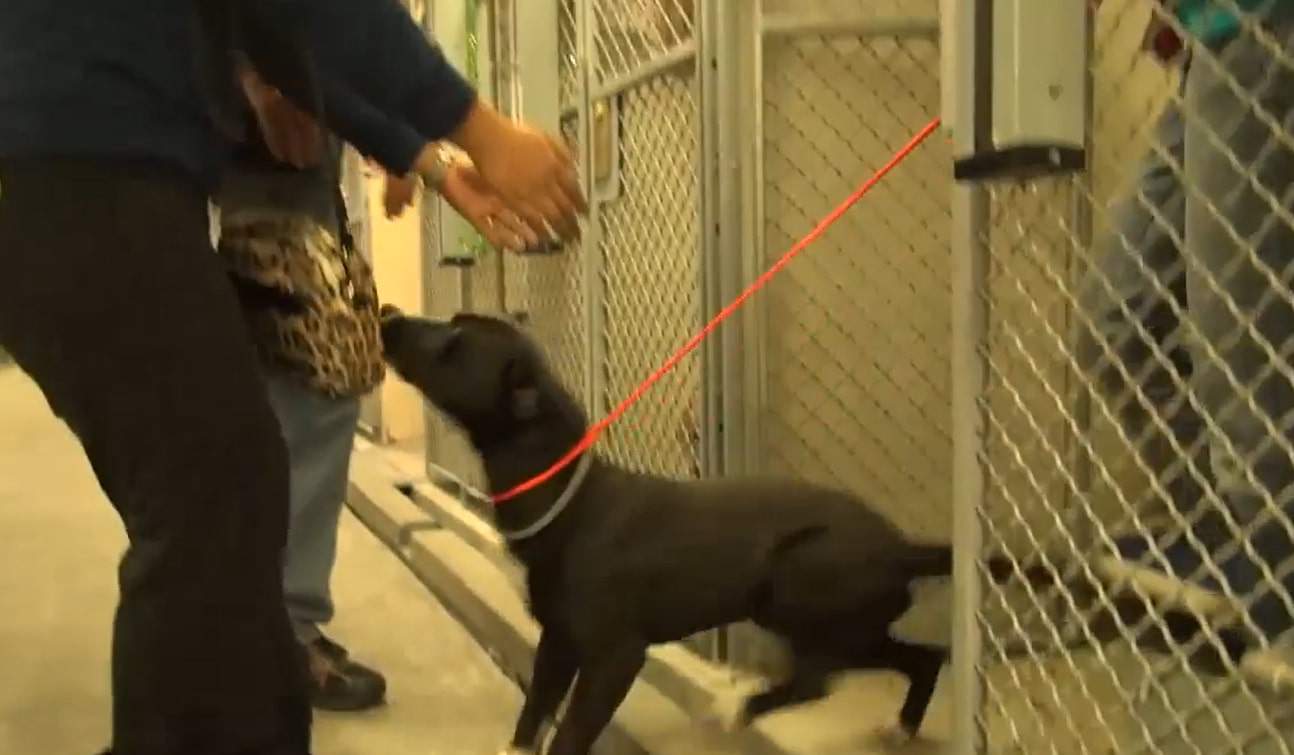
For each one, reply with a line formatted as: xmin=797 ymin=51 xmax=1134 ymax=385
xmin=504 ymin=356 xmax=540 ymax=421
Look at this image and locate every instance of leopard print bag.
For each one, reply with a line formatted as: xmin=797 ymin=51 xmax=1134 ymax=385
xmin=218 ymin=210 xmax=385 ymax=399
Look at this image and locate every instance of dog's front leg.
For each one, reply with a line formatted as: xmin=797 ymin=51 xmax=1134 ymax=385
xmin=545 ymin=642 xmax=646 ymax=755
xmin=506 ymin=628 xmax=579 ymax=753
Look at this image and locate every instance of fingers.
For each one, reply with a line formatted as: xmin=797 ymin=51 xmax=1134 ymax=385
xmin=534 ymin=136 xmax=584 ymax=238
xmin=286 ymin=113 xmax=322 ymax=168
xmin=491 ymin=209 xmax=539 ymax=252
xmin=383 ymin=172 xmax=421 ymax=219
xmin=252 ymin=102 xmax=292 ymax=166
xmin=547 ymin=134 xmax=588 ymax=214
xmin=383 ymin=183 xmax=413 ymax=220
xmin=383 ymin=193 xmax=403 ymax=219
xmin=473 ymin=125 xmax=585 ymax=242
xmin=294 ymin=106 xmax=323 ymax=165
xmin=506 ymin=201 xmax=548 ymax=246
xmin=254 ymin=100 xmax=322 ymax=168
xmin=531 ymin=193 xmax=573 ymax=241
xmin=518 ymin=183 xmax=578 ymax=242
xmin=480 ymin=217 xmax=522 ymax=253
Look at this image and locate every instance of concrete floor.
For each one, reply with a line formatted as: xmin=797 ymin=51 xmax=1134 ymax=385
xmin=0 ymin=365 xmax=520 ymax=755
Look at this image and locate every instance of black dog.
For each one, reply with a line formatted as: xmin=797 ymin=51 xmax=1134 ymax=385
xmin=380 ymin=308 xmax=1038 ymax=755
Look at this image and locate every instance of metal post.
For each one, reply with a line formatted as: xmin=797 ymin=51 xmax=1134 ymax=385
xmin=577 ymin=0 xmax=604 ymax=418
xmin=748 ymin=0 xmax=767 ymax=483
xmin=418 ymin=3 xmax=441 ymax=477
xmin=951 ymin=183 xmax=990 ymax=755
xmin=1069 ymin=0 xmax=1097 ymax=542
xmin=698 ymin=0 xmax=759 ymax=663
xmin=946 ymin=0 xmax=991 ymax=750
xmin=702 ymin=0 xmax=759 ymax=481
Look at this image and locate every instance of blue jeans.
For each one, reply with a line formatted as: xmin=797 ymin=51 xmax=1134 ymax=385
xmin=264 ymin=371 xmax=362 ymax=643
xmin=1079 ymin=19 xmax=1294 ymax=639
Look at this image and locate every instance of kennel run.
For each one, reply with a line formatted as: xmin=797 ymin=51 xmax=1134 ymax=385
xmin=343 ymin=1 xmax=1294 ymax=752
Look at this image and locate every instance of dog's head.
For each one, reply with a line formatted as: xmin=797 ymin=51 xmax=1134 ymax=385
xmin=380 ymin=305 xmax=579 ymax=445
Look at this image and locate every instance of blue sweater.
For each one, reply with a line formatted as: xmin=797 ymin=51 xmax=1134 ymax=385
xmin=0 ymin=0 xmax=476 ymax=186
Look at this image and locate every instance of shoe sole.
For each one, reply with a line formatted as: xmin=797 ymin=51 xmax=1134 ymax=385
xmin=310 ymin=691 xmax=389 ymax=713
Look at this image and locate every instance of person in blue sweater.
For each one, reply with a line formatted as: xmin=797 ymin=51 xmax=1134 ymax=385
xmin=1080 ymin=0 xmax=1294 ymax=655
xmin=0 ymin=1 xmax=583 ymax=754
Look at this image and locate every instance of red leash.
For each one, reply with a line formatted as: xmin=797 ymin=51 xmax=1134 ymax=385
xmin=492 ymin=116 xmax=943 ymax=504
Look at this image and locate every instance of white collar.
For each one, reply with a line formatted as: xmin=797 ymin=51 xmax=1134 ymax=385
xmin=498 ymin=452 xmax=593 ymax=542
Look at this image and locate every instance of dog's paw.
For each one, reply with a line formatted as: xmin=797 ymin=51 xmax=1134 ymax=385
xmin=874 ymin=725 xmax=915 ymax=750
xmin=702 ymin=695 xmax=750 ymax=734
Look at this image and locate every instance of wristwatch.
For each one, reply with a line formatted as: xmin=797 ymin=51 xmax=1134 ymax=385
xmin=421 ymin=143 xmax=454 ymax=191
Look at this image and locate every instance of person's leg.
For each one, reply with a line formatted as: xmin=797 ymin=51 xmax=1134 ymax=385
xmin=263 ymin=371 xmax=386 ymax=711
xmin=1077 ymin=96 xmax=1208 ymax=526
xmin=1183 ymin=15 xmax=1294 ymax=641
xmin=0 ymin=159 xmax=310 ymax=755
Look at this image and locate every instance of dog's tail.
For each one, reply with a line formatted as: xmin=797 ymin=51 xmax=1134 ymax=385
xmin=908 ymin=545 xmax=1067 ymax=591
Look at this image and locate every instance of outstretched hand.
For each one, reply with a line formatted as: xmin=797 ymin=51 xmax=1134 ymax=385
xmin=238 ymin=65 xmax=323 ymax=168
xmin=448 ymin=101 xmax=586 ymax=243
xmin=439 ymin=161 xmax=541 ymax=253
xmin=382 ymin=171 xmax=420 ymax=219
xmin=384 ymin=156 xmax=540 ymax=254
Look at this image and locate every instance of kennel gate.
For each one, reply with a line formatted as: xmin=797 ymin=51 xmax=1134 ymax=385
xmin=414 ymin=1 xmax=1294 ymax=751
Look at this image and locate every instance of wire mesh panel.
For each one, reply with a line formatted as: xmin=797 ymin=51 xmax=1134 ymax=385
xmin=590 ymin=2 xmax=704 ymax=482
xmin=500 ymin=0 xmax=592 ymax=410
xmin=578 ymin=0 xmax=713 ymax=662
xmin=758 ymin=5 xmax=951 ymax=542
xmin=974 ymin=2 xmax=1294 ymax=752
xmin=589 ymin=0 xmax=695 ymax=81
xmin=710 ymin=1 xmax=955 ymax=680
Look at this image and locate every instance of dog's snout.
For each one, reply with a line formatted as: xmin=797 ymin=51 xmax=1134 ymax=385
xmin=379 ymin=313 xmax=461 ymax=360
xmin=379 ymin=303 xmax=403 ymax=322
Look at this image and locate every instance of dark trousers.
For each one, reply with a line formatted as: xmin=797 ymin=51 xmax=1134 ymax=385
xmin=0 ymin=159 xmax=311 ymax=755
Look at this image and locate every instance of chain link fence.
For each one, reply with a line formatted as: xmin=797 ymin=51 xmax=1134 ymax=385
xmin=759 ymin=3 xmax=949 ymax=545
xmin=500 ymin=0 xmax=591 ymax=412
xmin=408 ymin=0 xmax=1294 ymax=749
xmin=974 ymin=2 xmax=1294 ymax=752
xmin=714 ymin=0 xmax=956 ymax=680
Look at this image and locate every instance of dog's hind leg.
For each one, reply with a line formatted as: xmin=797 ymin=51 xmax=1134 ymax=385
xmin=882 ymin=640 xmax=946 ymax=742
xmin=508 ymin=629 xmax=580 ymax=753
xmin=738 ymin=654 xmax=835 ymax=725
xmin=546 ymin=642 xmax=647 ymax=755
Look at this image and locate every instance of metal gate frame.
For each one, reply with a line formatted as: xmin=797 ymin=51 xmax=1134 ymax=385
xmin=429 ymin=0 xmax=963 ymax=673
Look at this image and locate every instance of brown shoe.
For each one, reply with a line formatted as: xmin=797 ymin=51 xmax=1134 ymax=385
xmin=303 ymin=635 xmax=387 ymax=712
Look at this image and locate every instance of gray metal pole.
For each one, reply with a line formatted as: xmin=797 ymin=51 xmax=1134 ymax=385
xmin=577 ymin=0 xmax=605 ymax=420
xmin=946 ymin=0 xmax=992 ymax=750
xmin=950 ymin=182 xmax=990 ymax=755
